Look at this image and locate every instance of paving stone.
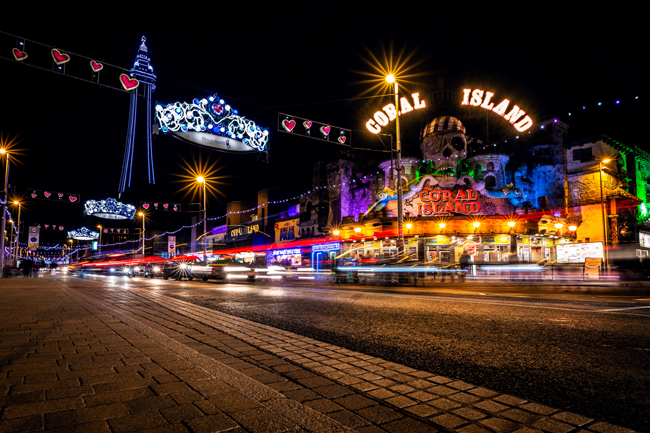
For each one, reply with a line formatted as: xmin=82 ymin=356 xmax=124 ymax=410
xmin=327 ymin=409 xmax=371 ymax=428
xmin=405 ymin=403 xmax=439 ymax=418
xmin=453 ymin=406 xmax=488 ymax=420
xmin=209 ymin=391 xmax=263 ymax=413
xmin=230 ymin=407 xmax=297 ymax=432
xmin=587 ymin=421 xmax=637 ymax=433
xmin=123 ymin=394 xmax=177 ymax=414
xmin=159 ymin=403 xmax=205 ymax=424
xmin=480 ymin=417 xmax=519 ymax=432
xmin=313 ymin=384 xmax=354 ymax=399
xmin=427 ymin=385 xmax=457 ymax=396
xmin=501 ymin=408 xmax=540 ymax=423
xmin=430 ymin=413 xmax=467 ymax=429
xmin=367 ymin=388 xmax=397 ymax=400
xmin=84 ymin=387 xmax=156 ymax=407
xmin=532 ymin=418 xmax=574 ymax=433
xmin=44 ymin=403 xmax=129 ymax=428
xmin=520 ymin=402 xmax=557 ymax=416
xmin=385 ymin=395 xmax=416 ymax=408
xmin=356 ymin=405 xmax=403 ymax=424
xmin=0 ymin=414 xmax=44 ymax=432
xmin=474 ymin=399 xmax=509 ymax=413
xmin=107 ymin=410 xmax=170 ymax=432
xmin=1 ymin=396 xmax=85 ymax=419
xmin=458 ymin=424 xmax=494 ymax=433
xmin=282 ymin=388 xmax=321 ymax=402
xmin=429 ymin=398 xmax=462 ymax=411
xmin=552 ymin=411 xmax=593 ymax=426
xmin=494 ymin=394 xmax=526 ymax=405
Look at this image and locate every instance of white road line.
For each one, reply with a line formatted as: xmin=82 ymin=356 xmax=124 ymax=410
xmin=596 ymin=305 xmax=650 ymax=312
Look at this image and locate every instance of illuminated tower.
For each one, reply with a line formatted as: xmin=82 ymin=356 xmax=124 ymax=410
xmin=119 ymin=36 xmax=157 ymax=194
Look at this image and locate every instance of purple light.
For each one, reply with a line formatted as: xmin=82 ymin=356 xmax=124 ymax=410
xmin=553 ymin=119 xmax=558 ymax=123
xmin=616 ymin=100 xmax=620 ymax=104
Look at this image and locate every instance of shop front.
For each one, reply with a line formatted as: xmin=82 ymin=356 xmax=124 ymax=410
xmin=311 ymin=242 xmax=341 ymax=271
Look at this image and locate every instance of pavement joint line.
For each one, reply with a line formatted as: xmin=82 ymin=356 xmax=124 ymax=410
xmin=111 ymin=286 xmax=637 ymax=433
xmin=53 ymin=280 xmax=353 ymax=433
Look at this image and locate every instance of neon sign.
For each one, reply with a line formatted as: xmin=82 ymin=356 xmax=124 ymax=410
xmin=312 ymin=243 xmax=341 ymax=252
xmin=365 ymin=93 xmax=426 ymax=134
xmin=461 ymin=89 xmax=533 ymax=132
xmin=417 ymin=189 xmax=481 ymax=215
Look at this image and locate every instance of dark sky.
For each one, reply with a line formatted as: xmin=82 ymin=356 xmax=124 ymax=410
xmin=0 ymin=7 xmax=643 ymax=246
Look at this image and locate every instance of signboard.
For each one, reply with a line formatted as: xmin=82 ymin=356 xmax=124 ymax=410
xmin=275 ymin=219 xmax=300 ymax=243
xmin=425 ymin=235 xmax=451 ymax=245
xmin=417 ymin=189 xmax=481 ymax=215
xmin=268 ymin=248 xmax=302 ymax=266
xmin=461 ymin=88 xmax=533 ymax=132
xmin=28 ymin=226 xmax=40 ymax=250
xmin=584 ymin=257 xmax=602 ymax=279
xmin=365 ymin=93 xmax=426 ymax=134
xmin=482 ymin=235 xmax=510 ymax=244
xmin=230 ymin=224 xmax=260 ymax=240
xmin=364 ymin=241 xmax=382 ymax=249
xmin=312 ymin=243 xmax=341 ymax=253
xmin=557 ymin=242 xmax=603 ymax=263
xmin=168 ymin=236 xmax=176 ymax=255
xmin=640 ymin=232 xmax=650 ymax=248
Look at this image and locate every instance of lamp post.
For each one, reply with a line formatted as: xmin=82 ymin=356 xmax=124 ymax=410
xmin=599 ymin=159 xmax=611 ymax=271
xmin=97 ymin=225 xmax=102 ymax=255
xmin=0 ymin=148 xmax=9 ymax=275
xmin=386 ymin=74 xmax=404 ymax=249
xmin=196 ymin=176 xmax=207 ymax=264
xmin=138 ymin=213 xmax=145 ymax=259
xmin=12 ymin=200 xmax=20 ymax=267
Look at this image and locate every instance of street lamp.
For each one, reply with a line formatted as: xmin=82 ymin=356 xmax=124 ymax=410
xmin=97 ymin=225 xmax=102 ymax=255
xmin=196 ymin=176 xmax=207 ymax=264
xmin=599 ymin=159 xmax=611 ymax=271
xmin=0 ymin=149 xmax=9 ymax=275
xmin=12 ymin=200 xmax=20 ymax=267
xmin=138 ymin=213 xmax=145 ymax=259
xmin=386 ymin=74 xmax=404 ymax=249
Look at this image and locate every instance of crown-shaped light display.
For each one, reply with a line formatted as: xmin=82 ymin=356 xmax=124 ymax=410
xmin=84 ymin=198 xmax=136 ymax=220
xmin=155 ymin=95 xmax=268 ymax=151
xmin=68 ymin=227 xmax=99 ymax=240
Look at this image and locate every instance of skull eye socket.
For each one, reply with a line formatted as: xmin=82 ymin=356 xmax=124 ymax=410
xmin=443 ymin=147 xmax=453 ymax=158
xmin=451 ymin=136 xmax=465 ymax=150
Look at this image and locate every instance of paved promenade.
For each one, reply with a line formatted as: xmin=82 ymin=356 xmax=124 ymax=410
xmin=0 ymin=276 xmax=639 ymax=432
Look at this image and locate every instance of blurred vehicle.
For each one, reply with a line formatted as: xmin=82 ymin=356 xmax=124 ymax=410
xmin=206 ymin=259 xmax=256 ymax=282
xmin=144 ymin=263 xmax=163 ymax=278
xmin=162 ymin=261 xmax=194 ymax=281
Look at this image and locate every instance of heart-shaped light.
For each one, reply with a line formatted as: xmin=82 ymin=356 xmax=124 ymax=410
xmin=44 ymin=192 xmax=51 ymax=198
xmin=143 ymin=203 xmax=150 ymax=209
xmin=321 ymin=126 xmax=331 ymax=136
xmin=12 ymin=48 xmax=28 ymax=61
xmin=31 ymin=193 xmax=37 ymax=198
xmin=163 ymin=204 xmax=169 ymax=209
xmin=117 ymin=229 xmax=121 ymax=233
xmin=173 ymin=206 xmax=178 ymax=211
xmin=59 ymin=226 xmax=64 ymax=230
xmin=338 ymin=136 xmax=347 ymax=144
xmin=303 ymin=121 xmax=312 ymax=129
xmin=103 ymin=229 xmax=108 ymax=233
xmin=282 ymin=119 xmax=296 ymax=132
xmin=119 ymin=74 xmax=139 ymax=91
xmin=69 ymin=196 xmax=77 ymax=202
xmin=90 ymin=60 xmax=103 ymax=72
xmin=58 ymin=193 xmax=63 ymax=198
xmin=51 ymin=49 xmax=70 ymax=65
xmin=45 ymin=225 xmax=49 ymax=228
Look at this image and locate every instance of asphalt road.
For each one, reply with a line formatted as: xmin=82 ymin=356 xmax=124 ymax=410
xmin=88 ymin=276 xmax=650 ymax=431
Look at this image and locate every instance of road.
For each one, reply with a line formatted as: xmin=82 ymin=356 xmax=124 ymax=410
xmin=77 ymin=275 xmax=650 ymax=431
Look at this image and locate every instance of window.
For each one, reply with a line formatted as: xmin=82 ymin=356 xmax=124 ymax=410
xmin=485 ymin=176 xmax=496 ymax=188
xmin=572 ymin=147 xmax=593 ymax=162
xmin=487 ymin=162 xmax=494 ymax=171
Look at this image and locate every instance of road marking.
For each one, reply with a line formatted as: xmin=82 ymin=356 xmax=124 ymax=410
xmin=596 ymin=305 xmax=650 ymax=312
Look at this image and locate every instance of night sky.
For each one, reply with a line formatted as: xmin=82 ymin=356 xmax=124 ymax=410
xmin=0 ymin=7 xmax=643 ymax=248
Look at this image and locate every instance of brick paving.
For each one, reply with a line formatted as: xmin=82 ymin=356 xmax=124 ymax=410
xmin=0 ymin=276 xmax=640 ymax=432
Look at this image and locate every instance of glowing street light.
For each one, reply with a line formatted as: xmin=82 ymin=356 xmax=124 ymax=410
xmin=473 ymin=221 xmax=481 ymax=229
xmin=11 ymin=200 xmax=21 ymax=267
xmin=387 ymin=73 xmax=404 ymax=249
xmin=0 ymin=149 xmax=9 ymax=274
xmin=507 ymin=221 xmax=516 ymax=228
xmin=138 ymin=212 xmax=145 ymax=259
xmin=354 ymin=227 xmax=362 ymax=233
xmin=332 ymin=229 xmax=340 ymax=236
xmin=439 ymin=222 xmax=446 ymax=229
xmin=196 ymin=176 xmax=207 ymax=264
xmin=97 ymin=225 xmax=102 ymax=254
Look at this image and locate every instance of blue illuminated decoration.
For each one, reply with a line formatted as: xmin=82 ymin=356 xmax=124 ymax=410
xmin=312 ymin=243 xmax=341 ymax=252
xmin=155 ymin=95 xmax=268 ymax=152
xmin=68 ymin=227 xmax=99 ymax=241
xmin=270 ymin=248 xmax=301 ymax=257
xmin=120 ymin=36 xmax=157 ymax=193
xmin=84 ymin=198 xmax=136 ymax=220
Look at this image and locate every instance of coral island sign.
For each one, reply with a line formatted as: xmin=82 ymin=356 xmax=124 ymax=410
xmin=417 ymin=189 xmax=481 ymax=215
xmin=461 ymin=88 xmax=533 ymax=132
xmin=366 ymin=93 xmax=426 ymax=134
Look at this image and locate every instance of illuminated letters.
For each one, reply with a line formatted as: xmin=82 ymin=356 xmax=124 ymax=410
xmin=461 ymin=88 xmax=534 ymax=132
xmin=365 ymin=93 xmax=427 ymax=134
xmin=416 ymin=189 xmax=481 ymax=215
